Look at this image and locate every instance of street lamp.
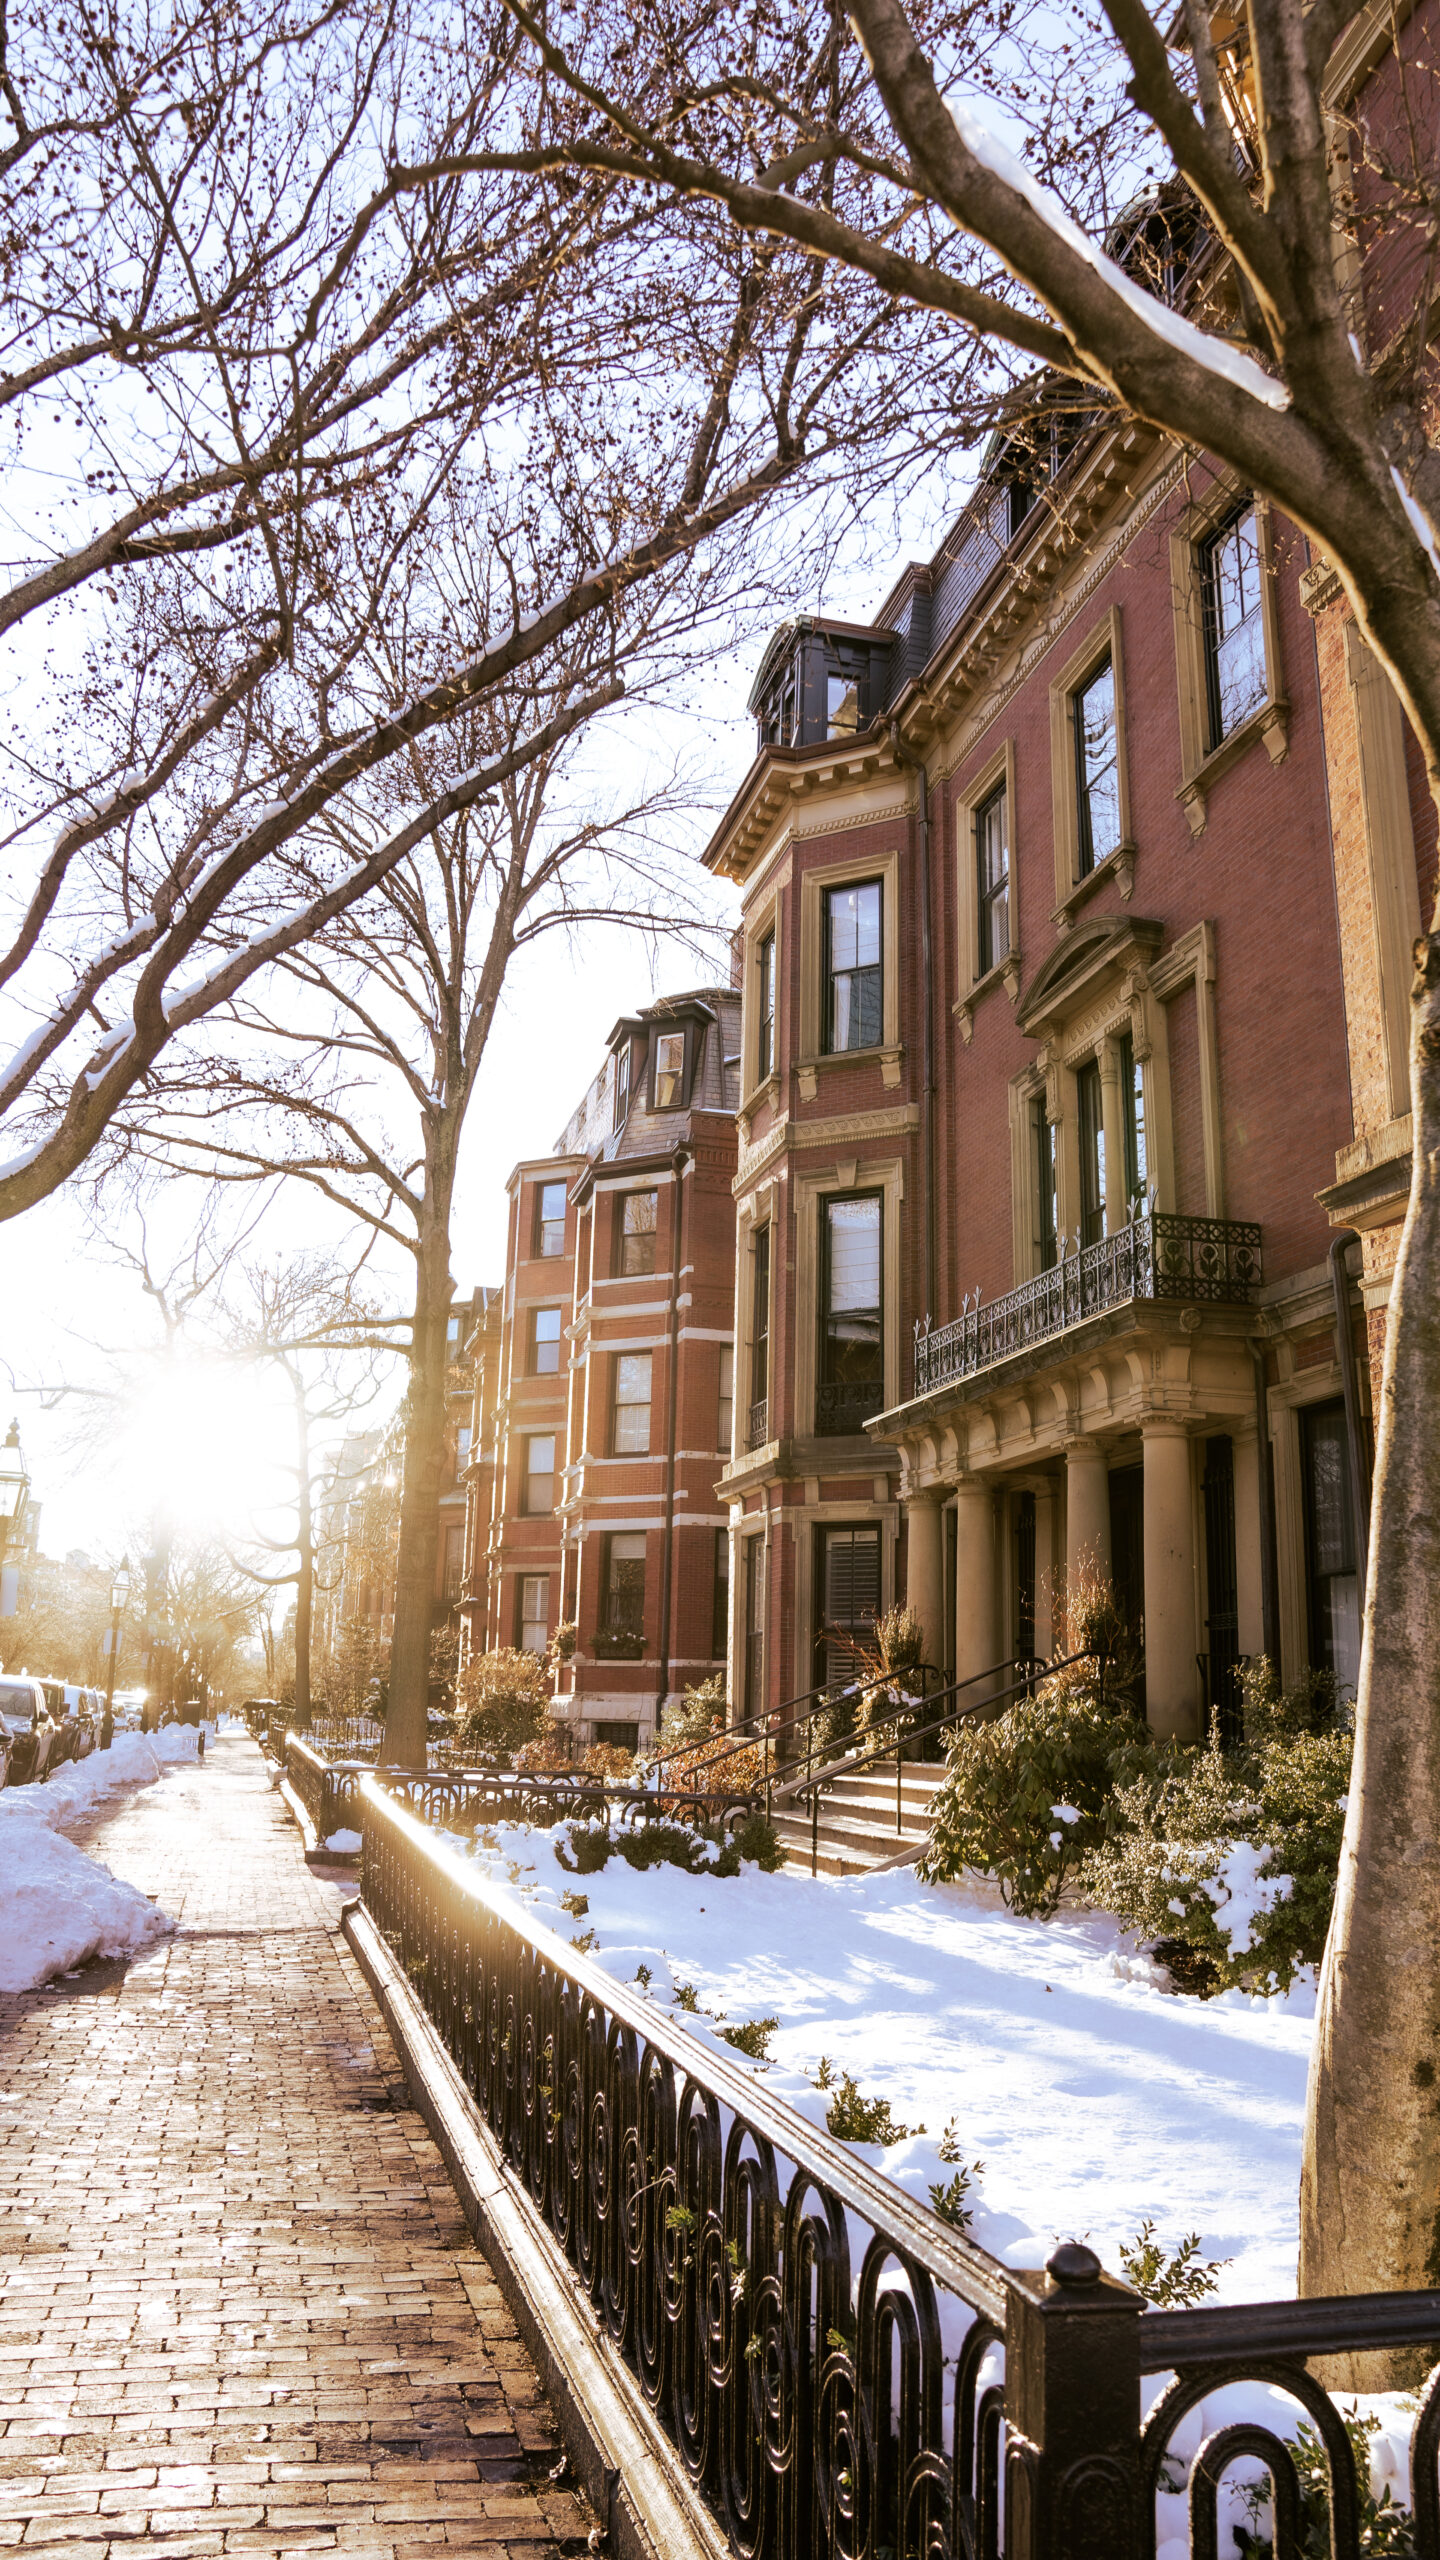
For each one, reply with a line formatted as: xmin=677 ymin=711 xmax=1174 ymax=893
xmin=103 ymin=1566 xmax=131 ymax=1739
xmin=0 ymin=1421 xmax=31 ymax=1621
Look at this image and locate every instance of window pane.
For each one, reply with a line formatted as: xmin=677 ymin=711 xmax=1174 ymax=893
xmin=533 ymin=1307 xmax=562 ymax=1373
xmin=820 ymin=1526 xmax=881 ymax=1688
xmin=827 ymin=671 xmax=860 ymax=736
xmin=825 ymin=881 xmax=883 ymax=1053
xmin=1120 ymin=1032 xmax=1148 ymax=1205
xmin=1206 ymin=507 xmax=1267 ymax=741
xmin=613 ymin=1044 xmax=630 ymax=1129
xmin=606 ymin=1532 xmax=646 ymax=1631
xmin=976 ymin=786 xmax=1009 ymax=974
xmin=822 ymin=1196 xmax=883 ymax=1414
xmin=524 ymin=1434 xmax=555 ymax=1515
xmin=621 ymin=1190 xmax=658 ymax=1275
xmin=1077 ymin=1060 xmax=1105 ymax=1245
xmin=538 ymin=1180 xmax=567 ymax=1256
xmin=1033 ymin=1102 xmax=1058 ymax=1270
xmin=757 ymin=933 xmax=774 ymax=1080
xmin=654 ymin=1031 xmax=685 ymax=1108
xmin=711 ymin=1529 xmax=730 ymax=1660
xmin=614 ymin=1352 xmax=652 ymax=1453
xmin=826 ymin=1195 xmax=881 ymax=1315
xmin=521 ymin=1574 xmax=549 ymax=1653
xmin=718 ymin=1343 xmax=734 ymax=1453
xmin=1075 ymin=659 xmax=1120 ymax=873
xmin=751 ymin=1226 xmax=770 ymax=1408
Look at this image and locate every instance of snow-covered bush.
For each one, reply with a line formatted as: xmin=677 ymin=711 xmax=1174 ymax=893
xmin=647 ymin=1677 xmax=764 ymax=1800
xmin=917 ymin=1682 xmax=1150 ymax=1915
xmin=1080 ymin=1664 xmax=1352 ymax=1995
xmin=454 ymin=1647 xmax=551 ymax=1758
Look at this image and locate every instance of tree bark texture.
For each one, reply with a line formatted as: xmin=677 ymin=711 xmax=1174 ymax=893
xmin=1301 ymin=932 xmax=1440 ymax=2366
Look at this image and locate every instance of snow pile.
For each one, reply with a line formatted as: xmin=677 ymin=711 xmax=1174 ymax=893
xmin=0 ymin=1726 xmax=204 ymax=1991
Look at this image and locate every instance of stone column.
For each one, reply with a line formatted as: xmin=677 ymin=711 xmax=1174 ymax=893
xmin=904 ymin=1490 xmax=944 ymax=1673
xmin=1143 ymin=1418 xmax=1200 ymax=1739
xmin=953 ymin=1478 xmax=997 ymax=1696
xmin=1099 ymin=1037 xmax=1128 ymax=1233
xmin=1065 ymin=1438 xmax=1111 ymax=1636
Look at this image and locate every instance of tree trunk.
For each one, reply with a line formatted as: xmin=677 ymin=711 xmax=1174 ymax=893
xmin=292 ymin=1373 xmax=313 ymax=1731
xmin=384 ymin=1204 xmax=454 ymax=1767
xmin=1300 ymin=931 xmax=1440 ymax=2373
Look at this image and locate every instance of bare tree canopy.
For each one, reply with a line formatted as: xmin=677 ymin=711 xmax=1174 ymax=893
xmin=0 ymin=0 xmax=1003 ymax=1221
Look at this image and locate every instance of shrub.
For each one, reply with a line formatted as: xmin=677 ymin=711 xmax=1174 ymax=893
xmin=647 ymin=1677 xmax=764 ymax=1803
xmin=718 ymin=2015 xmax=778 ymax=2061
xmin=1233 ymin=2406 xmax=1416 ymax=2557
xmin=1080 ymin=1670 xmax=1352 ymax=1995
xmin=730 ymin=1810 xmax=785 ymax=1871
xmin=454 ymin=1647 xmax=551 ymax=1758
xmin=918 ymin=1677 xmax=1151 ymax=1916
xmin=583 ymin=1741 xmax=637 ymax=1782
xmin=616 ymin=1821 xmax=710 ymax=1873
xmin=514 ymin=1720 xmax=575 ymax=1775
xmin=1119 ymin=2218 xmax=1229 ymax=2306
xmin=821 ymin=2068 xmax=923 ymax=2146
xmin=556 ymin=1822 xmax=613 ymax=1874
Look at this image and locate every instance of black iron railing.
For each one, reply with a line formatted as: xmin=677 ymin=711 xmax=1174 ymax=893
xmin=914 ymin=1211 xmax=1263 ymax=1398
xmin=747 ymin=1395 xmax=769 ymax=1450
xmin=816 ymin=1376 xmax=886 ymax=1436
xmin=284 ymin=1733 xmax=756 ymax=1845
xmin=356 ymin=1776 xmax=1440 ymax=2560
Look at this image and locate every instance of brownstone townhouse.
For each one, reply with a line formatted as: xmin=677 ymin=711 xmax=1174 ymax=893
xmin=709 ymin=377 xmax=1409 ymax=1741
xmin=467 ymin=987 xmax=741 ymax=1754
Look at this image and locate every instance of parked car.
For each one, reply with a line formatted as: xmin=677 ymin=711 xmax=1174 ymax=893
xmin=0 ymin=1676 xmax=57 ymax=1785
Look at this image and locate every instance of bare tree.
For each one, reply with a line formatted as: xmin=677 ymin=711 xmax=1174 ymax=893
xmin=463 ymin=0 xmax=1440 ymax=2313
xmin=219 ymin=1258 xmax=398 ymax=1728
xmin=0 ymin=0 xmax=999 ymax=1219
xmin=112 ymin=592 xmax=721 ymax=1762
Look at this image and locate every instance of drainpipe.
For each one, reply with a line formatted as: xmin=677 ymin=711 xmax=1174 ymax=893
xmin=888 ymin=721 xmax=937 ymax=1325
xmin=1250 ymin=1338 xmax=1281 ymax=1666
xmin=657 ymin=1146 xmax=688 ymax=1716
xmin=1328 ymin=1227 xmax=1372 ymax=1583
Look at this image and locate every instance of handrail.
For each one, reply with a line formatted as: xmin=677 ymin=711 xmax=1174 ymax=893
xmin=766 ymin=1648 xmax=1048 ymax=1809
xmin=648 ymin=1658 xmax=951 ymax=1805
xmin=783 ymin=1646 xmax=1106 ymax=1875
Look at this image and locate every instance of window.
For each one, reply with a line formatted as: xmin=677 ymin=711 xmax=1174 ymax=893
xmin=593 ymin=1718 xmax=639 ymax=1754
xmin=1119 ymin=1030 xmax=1148 ymax=1210
xmin=756 ymin=931 xmax=775 ymax=1081
xmin=749 ymin=1225 xmax=771 ymax=1441
xmin=1074 ymin=658 xmax=1121 ymax=875
xmin=537 ymin=1180 xmax=567 ymax=1258
xmin=976 ymin=783 xmax=1010 ymax=976
xmin=653 ymin=1029 xmax=685 ymax=1109
xmin=442 ymin=1525 xmax=465 ymax=1602
xmin=1203 ymin=503 xmax=1266 ymax=746
xmin=743 ymin=1538 xmax=765 ymax=1714
xmin=446 ymin=1312 xmax=462 ymax=1351
xmin=1077 ymin=1058 xmax=1106 ymax=1246
xmin=519 ymin=1574 xmax=550 ymax=1655
xmin=604 ymin=1532 xmax=646 ymax=1634
xmin=1033 ymin=1100 xmax=1058 ymax=1270
xmin=823 ymin=880 xmax=882 ymax=1053
xmin=531 ymin=1306 xmax=563 ymax=1375
xmin=618 ymin=1189 xmax=658 ymax=1276
xmin=523 ymin=1433 xmax=555 ymax=1516
xmin=827 ymin=669 xmax=861 ymax=736
xmin=711 ymin=1528 xmax=730 ymax=1660
xmin=456 ymin=1425 xmax=473 ymax=1476
xmin=612 ymin=1352 xmax=652 ymax=1455
xmin=613 ymin=1041 xmax=631 ymax=1130
xmin=818 ymin=1193 xmax=883 ymax=1435
xmin=1301 ymin=1402 xmax=1361 ymax=1696
xmin=816 ymin=1524 xmax=880 ymax=1691
xmin=717 ymin=1344 xmax=734 ymax=1455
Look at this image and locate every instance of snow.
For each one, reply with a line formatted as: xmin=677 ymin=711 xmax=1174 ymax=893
xmin=1391 ymin=463 xmax=1440 ymax=583
xmin=443 ymin=1820 xmax=1312 ymax=2302
xmin=0 ymin=1726 xmax=205 ymax=1991
xmin=322 ymin=1825 xmax=362 ymax=1854
xmin=945 ymin=95 xmax=1291 ymax=412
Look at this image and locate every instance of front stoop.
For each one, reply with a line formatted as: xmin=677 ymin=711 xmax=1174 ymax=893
xmin=771 ymin=1760 xmax=948 ymax=1877
xmin=345 ymin=1900 xmax=722 ymax=2560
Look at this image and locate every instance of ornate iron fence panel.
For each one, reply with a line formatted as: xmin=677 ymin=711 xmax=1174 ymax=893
xmin=913 ymin=1214 xmax=1262 ymax=1399
xmin=354 ymin=1776 xmax=1440 ymax=2560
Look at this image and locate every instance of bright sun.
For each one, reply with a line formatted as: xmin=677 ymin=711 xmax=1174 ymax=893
xmin=113 ymin=1356 xmax=299 ymax=1549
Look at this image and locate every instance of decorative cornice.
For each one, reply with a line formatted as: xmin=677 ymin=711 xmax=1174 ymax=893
xmin=735 ymin=1100 xmax=921 ymax=1193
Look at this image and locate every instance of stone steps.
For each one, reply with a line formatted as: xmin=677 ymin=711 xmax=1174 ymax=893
xmin=772 ymin=1757 xmax=948 ymax=1877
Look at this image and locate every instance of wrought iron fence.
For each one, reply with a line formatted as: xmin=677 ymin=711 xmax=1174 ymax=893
xmin=747 ymin=1396 xmax=769 ymax=1451
xmin=816 ymin=1376 xmax=886 ymax=1437
xmin=913 ymin=1212 xmax=1263 ymax=1399
xmin=284 ymin=1733 xmax=756 ymax=1846
xmin=356 ymin=1775 xmax=1440 ymax=2560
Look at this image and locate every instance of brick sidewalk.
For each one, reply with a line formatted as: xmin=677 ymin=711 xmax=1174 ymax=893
xmin=0 ymin=1734 xmax=596 ymax=2559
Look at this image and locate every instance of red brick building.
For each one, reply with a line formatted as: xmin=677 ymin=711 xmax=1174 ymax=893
xmin=710 ymin=400 xmax=1367 ymax=1740
xmin=467 ymin=988 xmax=741 ymax=1753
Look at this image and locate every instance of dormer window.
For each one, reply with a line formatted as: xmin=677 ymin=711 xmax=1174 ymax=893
xmin=653 ymin=1029 xmax=685 ymax=1109
xmin=613 ymin=1040 xmax=631 ymax=1129
xmin=827 ymin=670 xmax=861 ymax=736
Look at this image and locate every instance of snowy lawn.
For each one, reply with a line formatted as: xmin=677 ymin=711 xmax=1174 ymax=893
xmin=450 ymin=1817 xmax=1310 ymax=2302
xmin=0 ymin=1725 xmax=207 ymax=1991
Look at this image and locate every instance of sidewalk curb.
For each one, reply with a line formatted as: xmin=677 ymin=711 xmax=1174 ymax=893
xmin=275 ymin=1773 xmax=359 ymax=1869
xmin=343 ymin=1900 xmax=719 ymax=2560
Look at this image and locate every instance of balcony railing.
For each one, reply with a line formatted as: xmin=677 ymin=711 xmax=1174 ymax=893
xmin=816 ymin=1376 xmax=886 ymax=1436
xmin=746 ymin=1395 xmax=769 ymax=1450
xmin=914 ymin=1210 xmax=1263 ymax=1398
